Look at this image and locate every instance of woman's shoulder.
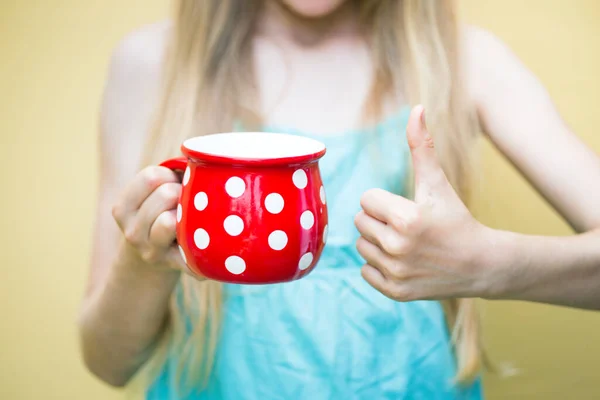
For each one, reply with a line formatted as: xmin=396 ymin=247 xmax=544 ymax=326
xmin=108 ymin=20 xmax=171 ymax=84
xmin=98 ymin=21 xmax=172 ymax=180
xmin=102 ymin=21 xmax=172 ymax=124
xmin=460 ymin=24 xmax=521 ymax=75
xmin=459 ymin=24 xmax=537 ymax=115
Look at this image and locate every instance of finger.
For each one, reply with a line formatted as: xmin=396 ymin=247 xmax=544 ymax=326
xmin=357 ymin=237 xmax=419 ymax=282
xmin=354 ymin=210 xmax=388 ymax=245
xmin=362 ymin=265 xmax=415 ymax=302
xmin=406 ymin=105 xmax=447 ymax=195
xmin=149 ymin=210 xmax=178 ymax=249
xmin=120 ymin=166 xmax=180 ymax=216
xmin=356 ymin=236 xmax=393 ymax=273
xmin=360 ymin=189 xmax=417 ymax=231
xmin=166 ymin=246 xmax=206 ymax=280
xmin=133 ymin=182 xmax=181 ymax=243
xmin=355 ymin=210 xmax=409 ymax=256
xmin=361 ymin=264 xmax=392 ymax=296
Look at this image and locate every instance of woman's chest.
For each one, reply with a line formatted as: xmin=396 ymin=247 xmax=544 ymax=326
xmin=252 ymin=38 xmax=374 ymax=135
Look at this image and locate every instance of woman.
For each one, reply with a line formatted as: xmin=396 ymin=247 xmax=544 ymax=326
xmin=78 ymin=0 xmax=599 ymax=399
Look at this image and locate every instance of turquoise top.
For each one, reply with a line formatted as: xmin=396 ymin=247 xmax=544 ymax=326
xmin=148 ymin=108 xmax=483 ymax=399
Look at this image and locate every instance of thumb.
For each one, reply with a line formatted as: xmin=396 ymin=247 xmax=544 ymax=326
xmin=406 ymin=105 xmax=447 ymax=197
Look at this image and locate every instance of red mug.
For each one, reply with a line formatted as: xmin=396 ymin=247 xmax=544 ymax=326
xmin=160 ymin=132 xmax=328 ymax=284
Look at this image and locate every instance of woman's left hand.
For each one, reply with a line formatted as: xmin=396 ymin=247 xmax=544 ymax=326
xmin=355 ymin=105 xmax=497 ymax=301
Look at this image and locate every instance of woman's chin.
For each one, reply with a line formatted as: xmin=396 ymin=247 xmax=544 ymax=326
xmin=278 ymin=0 xmax=349 ymax=19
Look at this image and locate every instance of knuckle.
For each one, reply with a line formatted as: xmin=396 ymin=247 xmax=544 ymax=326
xmin=387 ymin=263 xmax=409 ymax=280
xmin=388 ymin=211 xmax=406 ymax=231
xmin=157 ymin=184 xmax=180 ymax=203
xmin=111 ymin=203 xmax=123 ymax=221
xmin=381 ymin=232 xmax=408 ymax=256
xmin=158 ymin=211 xmax=176 ymax=228
xmin=380 ymin=237 xmax=399 ymax=255
xmin=140 ymin=167 xmax=161 ymax=188
xmin=403 ymin=209 xmax=423 ymax=232
xmin=124 ymin=227 xmax=141 ymax=245
xmin=389 ymin=286 xmax=414 ymax=302
xmin=140 ymin=248 xmax=160 ymax=264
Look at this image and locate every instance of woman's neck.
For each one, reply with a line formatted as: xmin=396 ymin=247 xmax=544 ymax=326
xmin=257 ymin=0 xmax=362 ymax=47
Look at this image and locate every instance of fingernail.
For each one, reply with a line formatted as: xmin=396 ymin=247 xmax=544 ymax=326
xmin=420 ymin=108 xmax=427 ymax=128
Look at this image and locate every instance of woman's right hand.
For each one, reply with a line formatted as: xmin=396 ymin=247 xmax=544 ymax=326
xmin=111 ymin=165 xmax=196 ymax=275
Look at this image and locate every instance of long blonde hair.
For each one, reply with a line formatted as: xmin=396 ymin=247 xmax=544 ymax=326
xmin=140 ymin=0 xmax=482 ymax=395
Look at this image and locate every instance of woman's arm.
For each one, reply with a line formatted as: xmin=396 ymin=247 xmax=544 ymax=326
xmin=78 ymin=23 xmax=182 ymax=387
xmin=482 ymin=227 xmax=600 ymax=310
xmin=463 ymin=26 xmax=600 ymax=308
xmin=464 ymin=26 xmax=600 ymax=232
xmin=356 ymin=28 xmax=600 ymax=310
xmin=355 ymin=107 xmax=600 ymax=311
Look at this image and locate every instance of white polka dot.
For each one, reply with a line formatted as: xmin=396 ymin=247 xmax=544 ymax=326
xmin=194 ymin=192 xmax=208 ymax=211
xmin=176 ymin=204 xmax=182 ymax=223
xmin=225 ymin=256 xmax=246 ymax=275
xmin=225 ymin=177 xmax=245 ymax=198
xmin=223 ymin=215 xmax=244 ymax=236
xmin=194 ymin=228 xmax=210 ymax=249
xmin=320 ymin=186 xmax=326 ymax=204
xmin=299 ymin=252 xmax=314 ymax=270
xmin=323 ymin=225 xmax=328 ymax=244
xmin=264 ymin=193 xmax=284 ymax=214
xmin=182 ymin=167 xmax=190 ymax=186
xmin=268 ymin=230 xmax=288 ymax=251
xmin=178 ymin=246 xmax=187 ymax=265
xmin=292 ymin=169 xmax=308 ymax=189
xmin=300 ymin=210 xmax=314 ymax=230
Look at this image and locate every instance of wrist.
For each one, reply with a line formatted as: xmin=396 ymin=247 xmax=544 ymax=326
xmin=114 ymin=241 xmax=181 ymax=284
xmin=470 ymin=225 xmax=520 ymax=300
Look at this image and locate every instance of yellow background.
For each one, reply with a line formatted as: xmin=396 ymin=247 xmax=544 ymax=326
xmin=1 ymin=0 xmax=599 ymax=398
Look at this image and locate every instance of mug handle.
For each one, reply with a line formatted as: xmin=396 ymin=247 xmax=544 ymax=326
xmin=159 ymin=157 xmax=187 ymax=247
xmin=160 ymin=157 xmax=187 ymax=172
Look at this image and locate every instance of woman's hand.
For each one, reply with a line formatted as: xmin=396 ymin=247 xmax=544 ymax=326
xmin=355 ymin=105 xmax=496 ymax=301
xmin=111 ymin=165 xmax=199 ymax=277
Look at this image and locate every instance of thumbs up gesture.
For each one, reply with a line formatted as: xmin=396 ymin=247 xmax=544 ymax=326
xmin=355 ymin=105 xmax=491 ymax=301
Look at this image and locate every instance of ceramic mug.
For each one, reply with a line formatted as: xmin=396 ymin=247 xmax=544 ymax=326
xmin=160 ymin=132 xmax=328 ymax=284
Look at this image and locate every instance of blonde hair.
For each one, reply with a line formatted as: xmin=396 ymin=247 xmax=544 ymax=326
xmin=139 ymin=0 xmax=482 ymax=395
